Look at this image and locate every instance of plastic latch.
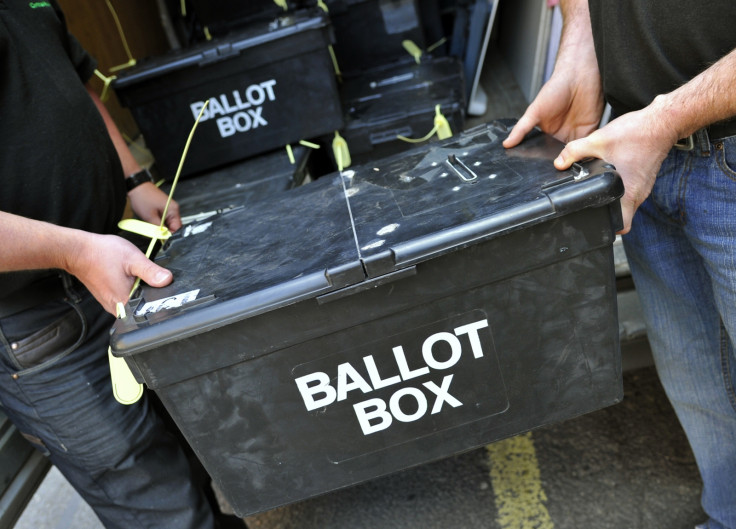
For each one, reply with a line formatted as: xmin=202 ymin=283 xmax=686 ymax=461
xmin=434 ymin=104 xmax=453 ymax=140
xmin=333 ymin=131 xmax=351 ymax=171
xmin=402 ymin=39 xmax=423 ymax=64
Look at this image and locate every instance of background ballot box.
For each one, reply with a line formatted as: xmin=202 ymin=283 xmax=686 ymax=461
xmin=112 ymin=10 xmax=342 ymax=178
xmin=110 ymin=121 xmax=625 ymax=517
xmin=335 ymin=56 xmax=466 ymax=164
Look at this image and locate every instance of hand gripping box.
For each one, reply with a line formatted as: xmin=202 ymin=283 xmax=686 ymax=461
xmin=110 ymin=121 xmax=624 ymax=516
xmin=112 ymin=10 xmax=343 ymax=178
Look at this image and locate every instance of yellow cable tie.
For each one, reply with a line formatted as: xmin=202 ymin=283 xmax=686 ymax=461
xmin=109 ymin=58 xmax=137 ymax=74
xmin=93 ymin=69 xmax=117 ymax=102
xmin=125 ymin=99 xmax=210 ymax=298
xmin=204 ymin=26 xmax=213 ymax=41
xmin=397 ymin=106 xmax=452 ymax=144
xmin=328 ymin=44 xmax=342 ymax=81
xmin=402 ymin=40 xmax=423 ymax=64
xmin=118 ymin=219 xmax=172 ymax=241
xmin=434 ymin=104 xmax=453 ymax=139
xmin=286 ymin=144 xmax=295 ymax=165
xmin=332 ymin=131 xmax=351 ymax=171
xmin=180 ymin=0 xmax=186 ymax=16
xmin=298 ymin=140 xmax=320 ymax=150
xmin=397 ymin=126 xmax=438 ymax=144
xmin=105 ymin=0 xmax=137 ymax=72
xmin=274 ymin=0 xmax=288 ymax=10
xmin=317 ymin=0 xmax=328 ymax=12
xmin=426 ymin=37 xmax=447 ymax=53
xmin=109 ymin=302 xmax=143 ymax=405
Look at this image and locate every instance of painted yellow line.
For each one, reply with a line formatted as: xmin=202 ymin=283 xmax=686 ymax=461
xmin=486 ymin=432 xmax=554 ymax=529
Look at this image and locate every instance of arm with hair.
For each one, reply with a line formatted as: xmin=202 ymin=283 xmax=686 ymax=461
xmin=553 ymin=47 xmax=736 ymax=233
xmin=503 ymin=0 xmax=604 ymax=147
xmin=0 ymin=210 xmax=173 ymax=315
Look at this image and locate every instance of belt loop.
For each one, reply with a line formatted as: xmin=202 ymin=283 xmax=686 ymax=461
xmin=695 ymin=129 xmax=711 ymax=156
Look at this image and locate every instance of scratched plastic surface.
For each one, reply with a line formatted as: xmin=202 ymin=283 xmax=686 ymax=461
xmin=343 ymin=120 xmax=620 ymax=277
xmin=111 ymin=121 xmax=622 ymax=351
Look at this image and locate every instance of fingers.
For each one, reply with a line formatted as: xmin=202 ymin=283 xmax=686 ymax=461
xmin=503 ymin=112 xmax=540 ymax=149
xmin=130 ymin=257 xmax=174 ymax=289
xmin=164 ymin=200 xmax=182 ymax=233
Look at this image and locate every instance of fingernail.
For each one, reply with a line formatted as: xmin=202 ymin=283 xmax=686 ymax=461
xmin=154 ymin=270 xmax=170 ymax=283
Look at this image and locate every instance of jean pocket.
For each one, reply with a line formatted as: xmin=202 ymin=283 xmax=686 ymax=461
xmin=9 ymin=306 xmax=86 ymax=372
xmin=715 ymin=136 xmax=736 ymax=180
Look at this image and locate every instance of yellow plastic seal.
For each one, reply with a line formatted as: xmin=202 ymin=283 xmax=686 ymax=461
xmin=397 ymin=105 xmax=453 ymax=144
xmin=93 ymin=69 xmax=116 ymax=102
xmin=402 ymin=40 xmax=423 ymax=64
xmin=109 ymin=303 xmax=143 ymax=405
xmin=118 ymin=219 xmax=172 ymax=241
xmin=434 ymin=104 xmax=453 ymax=140
xmin=332 ymin=131 xmax=351 ymax=171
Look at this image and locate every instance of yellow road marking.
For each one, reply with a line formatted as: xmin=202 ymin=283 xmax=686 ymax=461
xmin=486 ymin=432 xmax=554 ymax=529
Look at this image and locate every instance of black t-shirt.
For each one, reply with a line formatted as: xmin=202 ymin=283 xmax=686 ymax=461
xmin=588 ymin=0 xmax=736 ymax=117
xmin=0 ymin=0 xmax=126 ymax=297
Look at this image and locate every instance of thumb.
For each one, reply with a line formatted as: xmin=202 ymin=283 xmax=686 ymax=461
xmin=554 ymin=137 xmax=593 ymax=170
xmin=131 ymin=259 xmax=174 ymax=288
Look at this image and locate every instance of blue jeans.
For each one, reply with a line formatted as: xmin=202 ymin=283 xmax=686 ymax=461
xmin=623 ymin=133 xmax=736 ymax=529
xmin=0 ymin=275 xmax=215 ymax=529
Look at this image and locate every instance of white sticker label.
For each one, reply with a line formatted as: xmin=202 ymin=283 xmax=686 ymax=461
xmin=135 ymin=289 xmax=200 ymax=317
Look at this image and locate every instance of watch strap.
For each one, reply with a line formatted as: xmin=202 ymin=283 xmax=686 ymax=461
xmin=125 ymin=168 xmax=154 ymax=192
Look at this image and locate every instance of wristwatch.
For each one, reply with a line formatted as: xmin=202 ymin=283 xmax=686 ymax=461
xmin=125 ymin=168 xmax=154 ymax=192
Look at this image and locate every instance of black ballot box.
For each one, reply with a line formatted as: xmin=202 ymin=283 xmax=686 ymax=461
xmin=336 ymin=56 xmax=466 ymax=164
xmin=324 ymin=0 xmax=427 ymax=74
xmin=112 ymin=10 xmax=342 ymax=178
xmin=110 ymin=121 xmax=625 ymax=516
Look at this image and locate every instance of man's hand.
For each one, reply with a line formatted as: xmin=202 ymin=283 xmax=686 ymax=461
xmin=553 ymin=105 xmax=678 ymax=234
xmin=0 ymin=211 xmax=175 ymax=316
xmin=65 ymin=231 xmax=175 ymax=315
xmin=128 ymin=181 xmax=182 ymax=233
xmin=504 ymin=0 xmax=604 ymax=149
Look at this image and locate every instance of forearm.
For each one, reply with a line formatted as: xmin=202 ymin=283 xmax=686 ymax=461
xmin=0 ymin=210 xmax=175 ymax=314
xmin=0 ymin=210 xmax=86 ymax=274
xmin=86 ymin=83 xmax=140 ymax=177
xmin=651 ymin=47 xmax=736 ymax=140
xmin=558 ymin=0 xmax=598 ymax=73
